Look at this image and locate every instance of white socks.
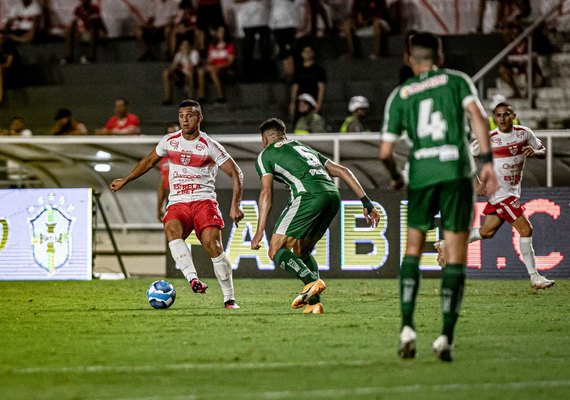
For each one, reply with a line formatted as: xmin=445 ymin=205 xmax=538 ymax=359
xmin=168 ymin=239 xmax=197 ymax=282
xmin=520 ymin=237 xmax=538 ymax=276
xmin=468 ymin=227 xmax=482 ymax=243
xmin=212 ymin=252 xmax=235 ymax=302
xmin=169 ymin=240 xmax=235 ymax=301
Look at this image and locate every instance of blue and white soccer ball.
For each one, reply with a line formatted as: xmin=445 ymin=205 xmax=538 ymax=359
xmin=146 ymin=280 xmax=176 ymax=309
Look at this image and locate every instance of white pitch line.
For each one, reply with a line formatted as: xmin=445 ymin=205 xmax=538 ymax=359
xmin=7 ymin=355 xmax=569 ymax=376
xmin=6 ymin=359 xmax=376 ymax=375
xmin=259 ymin=380 xmax=570 ymax=399
xmin=107 ymin=380 xmax=570 ymax=400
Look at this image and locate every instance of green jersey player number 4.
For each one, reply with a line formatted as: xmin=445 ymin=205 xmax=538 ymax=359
xmin=379 ymin=32 xmax=498 ymax=362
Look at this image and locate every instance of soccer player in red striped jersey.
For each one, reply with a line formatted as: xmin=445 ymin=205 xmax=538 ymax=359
xmin=110 ymin=99 xmax=244 ymax=308
xmin=437 ymin=102 xmax=554 ymax=290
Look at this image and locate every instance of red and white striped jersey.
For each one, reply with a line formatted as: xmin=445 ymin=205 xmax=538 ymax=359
xmin=155 ymin=130 xmax=230 ymax=206
xmin=488 ymin=125 xmax=542 ymax=204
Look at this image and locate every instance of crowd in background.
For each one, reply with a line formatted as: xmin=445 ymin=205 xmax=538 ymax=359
xmin=0 ymin=0 xmax=568 ymax=136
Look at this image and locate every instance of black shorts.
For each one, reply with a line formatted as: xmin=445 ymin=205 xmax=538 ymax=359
xmin=273 ymin=27 xmax=296 ymax=59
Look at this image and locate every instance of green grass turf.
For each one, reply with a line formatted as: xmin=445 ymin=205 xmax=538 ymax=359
xmin=1 ymin=278 xmax=568 ymax=400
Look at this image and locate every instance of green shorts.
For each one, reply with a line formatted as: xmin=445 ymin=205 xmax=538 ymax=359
xmin=407 ymin=177 xmax=475 ymax=233
xmin=274 ymin=190 xmax=341 ymax=240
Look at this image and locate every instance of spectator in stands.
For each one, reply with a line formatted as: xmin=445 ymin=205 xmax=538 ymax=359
xmin=157 ymin=124 xmax=179 ymax=222
xmin=0 ymin=34 xmax=21 ymax=105
xmin=170 ymin=0 xmax=199 ymax=58
xmin=269 ymin=0 xmax=307 ymax=82
xmin=195 ymin=0 xmax=226 ymax=55
xmin=399 ymin=29 xmax=417 ymax=84
xmin=307 ymin=0 xmax=332 ymax=38
xmin=343 ymin=0 xmax=393 ymax=60
xmin=477 ymin=0 xmax=531 ymax=33
xmin=95 ymin=98 xmax=141 ymax=135
xmin=499 ymin=22 xmax=544 ymax=99
xmin=289 ymin=44 xmax=326 ymax=119
xmin=162 ymin=39 xmax=201 ymax=105
xmin=197 ymin=26 xmax=235 ymax=103
xmin=340 ymin=96 xmax=369 ymax=133
xmin=293 ymin=93 xmax=326 ymax=134
xmin=235 ymin=0 xmax=274 ymax=82
xmin=136 ymin=0 xmax=179 ymax=61
xmin=5 ymin=0 xmax=42 ymax=44
xmin=1 ymin=116 xmax=33 ymax=136
xmin=496 ymin=0 xmax=531 ymax=29
xmin=61 ymin=0 xmax=107 ymax=64
xmin=49 ymin=108 xmax=88 ymax=136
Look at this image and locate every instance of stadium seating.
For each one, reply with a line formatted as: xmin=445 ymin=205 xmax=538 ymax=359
xmin=0 ymin=34 xmax=507 ymax=135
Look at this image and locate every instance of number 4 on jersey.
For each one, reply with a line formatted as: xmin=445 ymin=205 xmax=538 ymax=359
xmin=417 ymin=98 xmax=447 ymax=140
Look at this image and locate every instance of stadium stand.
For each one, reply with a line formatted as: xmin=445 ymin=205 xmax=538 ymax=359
xmin=0 ymin=33 xmax=508 ymax=135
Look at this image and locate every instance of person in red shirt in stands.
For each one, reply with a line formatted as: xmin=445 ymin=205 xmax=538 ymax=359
xmin=96 ymin=98 xmax=141 ymax=135
xmin=196 ymin=26 xmax=235 ymax=103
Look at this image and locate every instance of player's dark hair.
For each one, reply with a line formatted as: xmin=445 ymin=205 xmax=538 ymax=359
xmin=493 ymin=102 xmax=514 ymax=113
xmin=116 ymin=98 xmax=129 ymax=106
xmin=178 ymin=99 xmax=202 ymax=113
xmin=410 ymin=32 xmax=442 ymax=62
xmin=259 ymin=118 xmax=286 ymax=136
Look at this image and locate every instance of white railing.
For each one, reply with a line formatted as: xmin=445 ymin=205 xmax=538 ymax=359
xmin=0 ymin=130 xmax=568 ymax=188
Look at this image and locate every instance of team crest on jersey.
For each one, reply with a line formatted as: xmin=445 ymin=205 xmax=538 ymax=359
xmin=180 ymin=151 xmax=192 ymax=165
xmin=170 ymin=140 xmax=179 ymax=150
xmin=508 ymin=145 xmax=518 ymax=155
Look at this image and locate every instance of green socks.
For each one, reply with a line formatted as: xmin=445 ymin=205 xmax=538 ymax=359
xmin=440 ymin=264 xmax=466 ymax=345
xmin=274 ymin=248 xmax=318 ymax=285
xmin=400 ymin=255 xmax=420 ymax=329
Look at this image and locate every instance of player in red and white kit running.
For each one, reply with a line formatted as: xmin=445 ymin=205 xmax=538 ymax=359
xmin=436 ymin=102 xmax=554 ymax=289
xmin=110 ymin=99 xmax=244 ymax=308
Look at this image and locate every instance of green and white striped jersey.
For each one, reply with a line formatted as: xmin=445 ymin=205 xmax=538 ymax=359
xmin=256 ymin=139 xmax=338 ymax=199
xmin=381 ymin=68 xmax=478 ymax=189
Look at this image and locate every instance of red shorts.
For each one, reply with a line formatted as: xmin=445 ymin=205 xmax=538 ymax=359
xmin=163 ymin=199 xmax=224 ymax=241
xmin=483 ymin=196 xmax=525 ymax=224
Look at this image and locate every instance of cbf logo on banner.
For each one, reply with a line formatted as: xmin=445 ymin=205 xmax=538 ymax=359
xmin=29 ymin=201 xmax=74 ymax=274
xmin=0 ymin=189 xmax=92 ymax=281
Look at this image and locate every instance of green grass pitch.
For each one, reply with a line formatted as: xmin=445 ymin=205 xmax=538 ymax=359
xmin=1 ymin=278 xmax=568 ymax=400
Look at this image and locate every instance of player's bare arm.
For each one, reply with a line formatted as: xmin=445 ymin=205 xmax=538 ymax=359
xmin=522 ymin=145 xmax=546 ymax=159
xmin=219 ymin=158 xmax=244 ymax=226
xmin=251 ymin=174 xmax=274 ymax=250
xmin=379 ymin=141 xmax=405 ymax=190
xmin=110 ymin=149 xmax=162 ymax=192
xmin=325 ymin=160 xmax=380 ymax=228
xmin=466 ymin=100 xmax=499 ymax=196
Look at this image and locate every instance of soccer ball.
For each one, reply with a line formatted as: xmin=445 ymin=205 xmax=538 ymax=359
xmin=146 ymin=280 xmax=176 ymax=309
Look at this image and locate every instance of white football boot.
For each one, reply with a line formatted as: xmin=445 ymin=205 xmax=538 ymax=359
xmin=531 ymin=274 xmax=555 ymax=290
xmin=432 ymin=335 xmax=453 ymax=362
xmin=398 ymin=325 xmax=417 ymax=359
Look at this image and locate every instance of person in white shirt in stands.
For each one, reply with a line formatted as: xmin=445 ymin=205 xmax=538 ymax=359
xmin=110 ymin=99 xmax=244 ymax=308
xmin=162 ymin=40 xmax=201 ymax=105
xmin=5 ymin=0 xmax=41 ymax=44
xmin=435 ymin=102 xmax=555 ymax=290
